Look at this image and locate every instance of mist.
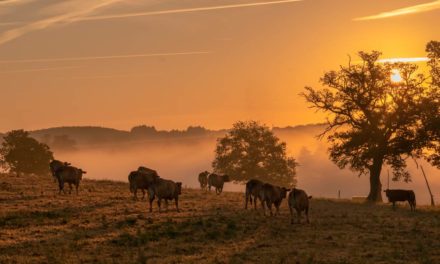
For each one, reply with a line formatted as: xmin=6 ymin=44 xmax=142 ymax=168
xmin=54 ymin=128 xmax=440 ymax=205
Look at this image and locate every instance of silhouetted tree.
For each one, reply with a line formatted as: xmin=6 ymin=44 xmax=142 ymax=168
xmin=419 ymin=41 xmax=440 ymax=167
xmin=0 ymin=130 xmax=53 ymax=176
xmin=212 ymin=121 xmax=297 ymax=187
xmin=302 ymin=51 xmax=432 ymax=202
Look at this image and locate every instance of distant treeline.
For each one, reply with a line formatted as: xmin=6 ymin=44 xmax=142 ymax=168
xmin=0 ymin=123 xmax=325 ymax=151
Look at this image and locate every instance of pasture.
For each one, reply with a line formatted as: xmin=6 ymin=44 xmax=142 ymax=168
xmin=1 ymin=173 xmax=440 ymax=263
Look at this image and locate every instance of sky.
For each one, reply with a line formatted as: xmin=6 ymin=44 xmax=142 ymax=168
xmin=1 ymin=0 xmax=439 ymax=132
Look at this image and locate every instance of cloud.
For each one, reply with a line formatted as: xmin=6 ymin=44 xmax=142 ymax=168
xmin=0 ymin=0 xmax=122 ymax=46
xmin=355 ymin=0 xmax=440 ymax=21
xmin=0 ymin=51 xmax=212 ymax=64
xmin=76 ymin=0 xmax=303 ymax=22
xmin=0 ymin=65 xmax=79 ymax=74
xmin=377 ymin=57 xmax=429 ymax=63
xmin=0 ymin=0 xmax=33 ymax=5
xmin=0 ymin=0 xmax=302 ymax=47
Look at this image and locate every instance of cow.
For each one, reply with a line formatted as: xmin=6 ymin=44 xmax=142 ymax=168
xmin=245 ymin=179 xmax=264 ymax=210
xmin=384 ymin=189 xmax=416 ymax=211
xmin=55 ymin=166 xmax=86 ymax=195
xmin=128 ymin=170 xmax=159 ymax=200
xmin=198 ymin=171 xmax=210 ymax=191
xmin=288 ymin=188 xmax=312 ymax=224
xmin=148 ymin=178 xmax=182 ymax=213
xmin=49 ymin=160 xmax=70 ymax=182
xmin=208 ymin=173 xmax=230 ymax=194
xmin=259 ymin=183 xmax=290 ymax=216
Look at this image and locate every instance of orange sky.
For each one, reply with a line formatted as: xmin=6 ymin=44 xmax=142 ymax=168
xmin=0 ymin=0 xmax=439 ymax=131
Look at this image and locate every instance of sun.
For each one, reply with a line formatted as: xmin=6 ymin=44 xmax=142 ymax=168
xmin=391 ymin=69 xmax=402 ymax=83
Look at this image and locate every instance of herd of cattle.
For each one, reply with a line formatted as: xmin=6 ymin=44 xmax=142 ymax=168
xmin=49 ymin=159 xmax=418 ymax=224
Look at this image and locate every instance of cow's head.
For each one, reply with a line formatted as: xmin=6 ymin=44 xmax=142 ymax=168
xmin=128 ymin=171 xmax=137 ymax=193
xmin=281 ymin=187 xmax=290 ymax=198
xmin=77 ymin=169 xmax=87 ymax=180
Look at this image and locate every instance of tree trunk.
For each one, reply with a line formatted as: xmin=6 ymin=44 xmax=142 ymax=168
xmin=367 ymin=155 xmax=383 ymax=202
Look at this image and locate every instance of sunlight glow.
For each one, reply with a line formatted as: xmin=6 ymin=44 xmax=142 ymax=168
xmin=391 ymin=69 xmax=402 ymax=83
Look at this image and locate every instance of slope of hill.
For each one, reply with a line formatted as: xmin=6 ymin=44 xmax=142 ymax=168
xmin=27 ymin=125 xmax=231 ymax=148
xmin=0 ymin=173 xmax=439 ymax=263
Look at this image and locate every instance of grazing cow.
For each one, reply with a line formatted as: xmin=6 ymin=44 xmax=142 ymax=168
xmin=384 ymin=189 xmax=416 ymax=211
xmin=208 ymin=173 xmax=230 ymax=194
xmin=49 ymin=160 xmax=70 ymax=182
xmin=245 ymin=179 xmax=264 ymax=209
xmin=259 ymin=183 xmax=290 ymax=216
xmin=128 ymin=170 xmax=159 ymax=200
xmin=55 ymin=166 xmax=86 ymax=195
xmin=148 ymin=178 xmax=182 ymax=213
xmin=288 ymin=188 xmax=312 ymax=224
xmin=198 ymin=171 xmax=210 ymax=191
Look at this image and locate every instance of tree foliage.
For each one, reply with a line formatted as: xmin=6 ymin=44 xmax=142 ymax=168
xmin=212 ymin=121 xmax=297 ymax=187
xmin=420 ymin=41 xmax=440 ymax=167
xmin=0 ymin=130 xmax=53 ymax=176
xmin=302 ymin=50 xmax=434 ymax=201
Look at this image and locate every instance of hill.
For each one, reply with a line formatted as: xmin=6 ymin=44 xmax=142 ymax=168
xmin=22 ymin=124 xmax=325 ymax=150
xmin=1 ymin=173 xmax=439 ymax=263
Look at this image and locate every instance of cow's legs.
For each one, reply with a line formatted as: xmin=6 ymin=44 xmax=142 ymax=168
xmin=68 ymin=183 xmax=72 ymax=194
xmin=175 ymin=197 xmax=180 ymax=212
xmin=267 ymin=201 xmax=273 ymax=216
xmin=392 ymin=202 xmax=396 ymax=210
xmin=134 ymin=188 xmax=138 ymax=200
xmin=165 ymin=200 xmax=169 ymax=212
xmin=149 ymin=195 xmax=154 ymax=212
xmin=157 ymin=197 xmax=162 ymax=213
xmin=261 ymin=200 xmax=266 ymax=216
xmin=75 ymin=183 xmax=79 ymax=195
xmin=289 ymin=206 xmax=294 ymax=224
xmin=275 ymin=202 xmax=280 ymax=216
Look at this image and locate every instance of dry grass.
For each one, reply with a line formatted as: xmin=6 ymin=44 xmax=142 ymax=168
xmin=1 ymin=173 xmax=440 ymax=264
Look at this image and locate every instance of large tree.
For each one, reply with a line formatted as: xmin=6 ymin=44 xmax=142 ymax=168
xmin=212 ymin=121 xmax=297 ymax=187
xmin=420 ymin=41 xmax=440 ymax=167
xmin=0 ymin=130 xmax=53 ymax=176
xmin=302 ymin=50 xmax=433 ymax=202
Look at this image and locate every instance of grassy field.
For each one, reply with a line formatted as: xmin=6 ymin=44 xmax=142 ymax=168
xmin=1 ymin=173 xmax=440 ymax=264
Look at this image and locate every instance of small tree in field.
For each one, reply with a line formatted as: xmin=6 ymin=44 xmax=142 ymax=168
xmin=212 ymin=121 xmax=297 ymax=187
xmin=0 ymin=130 xmax=53 ymax=176
xmin=302 ymin=50 xmax=434 ymax=202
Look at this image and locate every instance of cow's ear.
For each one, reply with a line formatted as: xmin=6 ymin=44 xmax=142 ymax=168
xmin=82 ymin=170 xmax=87 ymax=174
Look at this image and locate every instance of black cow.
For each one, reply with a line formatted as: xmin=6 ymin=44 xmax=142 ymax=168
xmin=384 ymin=189 xmax=416 ymax=211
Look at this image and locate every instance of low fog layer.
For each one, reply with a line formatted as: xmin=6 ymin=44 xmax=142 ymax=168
xmin=54 ymin=128 xmax=439 ymax=205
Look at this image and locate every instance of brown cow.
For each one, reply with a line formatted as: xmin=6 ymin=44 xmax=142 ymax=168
xmin=259 ymin=183 xmax=290 ymax=216
xmin=384 ymin=189 xmax=416 ymax=211
xmin=128 ymin=170 xmax=159 ymax=200
xmin=55 ymin=166 xmax=86 ymax=195
xmin=208 ymin=173 xmax=230 ymax=194
xmin=148 ymin=178 xmax=182 ymax=213
xmin=288 ymin=188 xmax=312 ymax=224
xmin=49 ymin=160 xmax=70 ymax=182
xmin=198 ymin=171 xmax=210 ymax=191
xmin=245 ymin=179 xmax=264 ymax=209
